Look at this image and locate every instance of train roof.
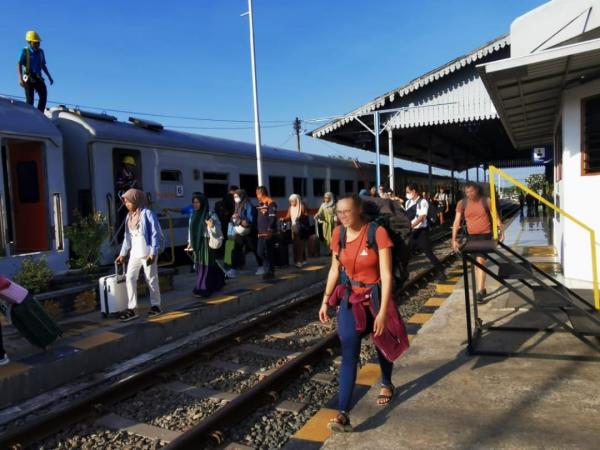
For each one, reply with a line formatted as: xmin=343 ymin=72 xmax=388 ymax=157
xmin=49 ymin=107 xmax=356 ymax=168
xmin=0 ymin=97 xmax=62 ymax=145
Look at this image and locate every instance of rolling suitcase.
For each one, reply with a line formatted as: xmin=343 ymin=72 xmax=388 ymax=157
xmin=99 ymin=263 xmax=128 ymax=317
xmin=273 ymin=236 xmax=289 ymax=267
xmin=11 ymin=295 xmax=62 ymax=349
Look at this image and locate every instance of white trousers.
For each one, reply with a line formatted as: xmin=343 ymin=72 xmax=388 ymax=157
xmin=126 ymin=257 xmax=161 ymax=310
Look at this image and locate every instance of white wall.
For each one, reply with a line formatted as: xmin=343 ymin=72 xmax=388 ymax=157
xmin=511 ymin=0 xmax=600 ymax=57
xmin=559 ymin=78 xmax=600 ymax=284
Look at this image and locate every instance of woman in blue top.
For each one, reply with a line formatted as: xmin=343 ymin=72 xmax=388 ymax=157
xmin=115 ymin=189 xmax=163 ymax=321
xmin=185 ymin=192 xmax=225 ymax=298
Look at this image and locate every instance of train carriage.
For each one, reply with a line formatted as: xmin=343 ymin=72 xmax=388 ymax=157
xmin=0 ymin=98 xmax=68 ymax=276
xmin=50 ymin=107 xmax=367 ymax=263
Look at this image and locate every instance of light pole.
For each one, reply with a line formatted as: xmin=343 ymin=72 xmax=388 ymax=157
xmin=243 ymin=0 xmax=264 ymax=185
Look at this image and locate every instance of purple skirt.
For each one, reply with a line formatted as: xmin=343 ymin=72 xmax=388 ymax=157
xmin=194 ymin=263 xmax=225 ymax=298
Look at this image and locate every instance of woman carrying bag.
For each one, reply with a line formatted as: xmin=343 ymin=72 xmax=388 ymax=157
xmin=185 ymin=192 xmax=225 ymax=298
xmin=315 ymin=192 xmax=336 ymax=248
xmin=319 ymin=194 xmax=409 ymax=433
xmin=285 ymin=194 xmax=309 ymax=268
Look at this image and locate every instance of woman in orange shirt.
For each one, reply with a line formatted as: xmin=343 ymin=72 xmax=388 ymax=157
xmin=320 ymin=194 xmax=408 ymax=432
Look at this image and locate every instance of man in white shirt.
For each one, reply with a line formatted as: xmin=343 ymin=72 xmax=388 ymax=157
xmin=405 ymin=183 xmax=445 ymax=280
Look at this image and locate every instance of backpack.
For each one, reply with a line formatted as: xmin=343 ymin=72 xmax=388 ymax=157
xmin=422 ymin=199 xmax=437 ymax=226
xmin=339 ymin=219 xmax=410 ymax=291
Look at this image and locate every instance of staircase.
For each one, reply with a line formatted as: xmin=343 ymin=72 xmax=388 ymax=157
xmin=461 ymin=239 xmax=600 ymax=356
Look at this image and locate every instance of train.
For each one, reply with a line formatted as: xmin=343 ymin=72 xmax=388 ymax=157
xmin=0 ymin=97 xmax=463 ymax=276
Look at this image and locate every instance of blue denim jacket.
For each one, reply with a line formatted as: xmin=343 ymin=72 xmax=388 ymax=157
xmin=119 ymin=208 xmax=163 ymax=257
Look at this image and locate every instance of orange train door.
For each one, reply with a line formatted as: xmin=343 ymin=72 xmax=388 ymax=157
xmin=8 ymin=142 xmax=49 ymax=252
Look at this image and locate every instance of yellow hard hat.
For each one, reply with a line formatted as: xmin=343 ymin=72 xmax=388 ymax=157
xmin=122 ymin=156 xmax=136 ymax=166
xmin=25 ymin=31 xmax=42 ymax=43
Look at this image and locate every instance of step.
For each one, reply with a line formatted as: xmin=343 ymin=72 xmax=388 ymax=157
xmin=532 ymin=286 xmax=572 ymax=308
xmin=564 ymin=308 xmax=600 ymax=336
xmin=498 ymin=261 xmax=534 ymax=280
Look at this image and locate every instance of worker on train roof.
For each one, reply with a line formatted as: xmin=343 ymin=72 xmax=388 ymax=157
xmin=17 ymin=30 xmax=54 ymax=112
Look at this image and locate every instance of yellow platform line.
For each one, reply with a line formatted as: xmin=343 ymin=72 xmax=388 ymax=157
xmin=424 ymin=297 xmax=446 ymax=307
xmin=148 ymin=311 xmax=190 ymax=324
xmin=292 ymin=408 xmax=338 ymax=442
xmin=355 ymin=363 xmax=381 ymax=386
xmin=436 ymin=284 xmax=455 ymax=294
xmin=0 ymin=362 xmax=32 ymax=380
xmin=72 ymin=331 xmax=124 ymax=350
xmin=204 ymin=294 xmax=238 ymax=305
xmin=408 ymin=313 xmax=433 ymax=325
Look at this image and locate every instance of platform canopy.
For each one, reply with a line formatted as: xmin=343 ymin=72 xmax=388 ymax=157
xmin=309 ymin=35 xmax=540 ymax=172
xmin=478 ymin=37 xmax=600 ymax=149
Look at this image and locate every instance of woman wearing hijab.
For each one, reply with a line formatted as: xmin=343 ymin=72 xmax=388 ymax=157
xmin=115 ymin=189 xmax=164 ymax=322
xmin=285 ymin=194 xmax=308 ymax=268
xmin=185 ymin=192 xmax=225 ymax=298
xmin=226 ymin=189 xmax=259 ymax=278
xmin=315 ymin=192 xmax=336 ymax=248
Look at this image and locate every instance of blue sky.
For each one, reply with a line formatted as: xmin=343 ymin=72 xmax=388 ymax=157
xmin=0 ymin=0 xmax=547 ymax=181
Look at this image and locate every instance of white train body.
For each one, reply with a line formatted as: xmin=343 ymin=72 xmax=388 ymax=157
xmin=49 ymin=107 xmax=368 ymax=263
xmin=0 ymin=98 xmax=68 ymax=276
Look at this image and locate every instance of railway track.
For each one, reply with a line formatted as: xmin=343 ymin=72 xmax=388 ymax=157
xmin=1 ymin=205 xmax=520 ymax=450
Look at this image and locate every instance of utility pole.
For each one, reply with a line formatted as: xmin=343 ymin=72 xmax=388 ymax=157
xmin=293 ymin=117 xmax=302 ymax=152
xmin=244 ymin=0 xmax=264 ymax=185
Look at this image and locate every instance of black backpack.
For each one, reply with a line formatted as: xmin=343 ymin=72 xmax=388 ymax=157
xmin=458 ymin=196 xmax=493 ymax=239
xmin=405 ymin=197 xmax=436 ymax=227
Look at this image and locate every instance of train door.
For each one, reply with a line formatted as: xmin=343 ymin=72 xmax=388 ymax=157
xmin=3 ymin=141 xmax=49 ymax=253
xmin=112 ymin=148 xmax=142 ymax=240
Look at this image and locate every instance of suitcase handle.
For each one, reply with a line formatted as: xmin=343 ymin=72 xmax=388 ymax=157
xmin=115 ymin=262 xmax=126 ymax=276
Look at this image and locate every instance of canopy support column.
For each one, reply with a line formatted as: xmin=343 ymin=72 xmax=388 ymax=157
xmin=428 ymin=133 xmax=433 ymax=194
xmin=375 ymin=111 xmax=381 ymax=190
xmin=388 ymin=127 xmax=394 ymax=192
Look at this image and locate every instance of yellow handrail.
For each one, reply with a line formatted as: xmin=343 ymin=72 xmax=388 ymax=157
xmin=488 ymin=165 xmax=600 ymax=309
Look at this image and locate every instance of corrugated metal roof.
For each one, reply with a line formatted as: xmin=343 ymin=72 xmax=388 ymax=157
xmin=311 ymin=34 xmax=509 ymax=138
xmin=478 ymin=36 xmax=600 ymax=149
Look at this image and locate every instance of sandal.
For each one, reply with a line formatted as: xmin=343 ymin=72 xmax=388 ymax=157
xmin=377 ymin=384 xmax=394 ymax=406
xmin=327 ymin=412 xmax=353 ymax=433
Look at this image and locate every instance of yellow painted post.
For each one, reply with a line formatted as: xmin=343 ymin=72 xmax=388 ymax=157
xmin=488 ymin=165 xmax=600 ymax=310
xmin=488 ymin=167 xmax=499 ymax=240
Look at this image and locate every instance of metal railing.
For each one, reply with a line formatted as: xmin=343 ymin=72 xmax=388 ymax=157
xmin=488 ymin=165 xmax=600 ymax=310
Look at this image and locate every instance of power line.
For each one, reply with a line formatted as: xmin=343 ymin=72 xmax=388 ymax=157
xmin=167 ymin=123 xmax=291 ymax=130
xmin=0 ymin=92 xmax=292 ymax=124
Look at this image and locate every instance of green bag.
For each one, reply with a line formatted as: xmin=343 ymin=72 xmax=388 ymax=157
xmin=11 ymin=296 xmax=62 ymax=349
xmin=224 ymin=239 xmax=235 ymax=266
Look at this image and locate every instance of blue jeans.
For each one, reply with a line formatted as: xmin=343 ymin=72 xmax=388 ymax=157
xmin=337 ymin=300 xmax=394 ymax=413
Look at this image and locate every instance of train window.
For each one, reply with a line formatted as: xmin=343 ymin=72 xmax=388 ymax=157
xmin=582 ymin=95 xmax=600 ymax=174
xmin=345 ymin=180 xmax=354 ymax=193
xmin=269 ymin=176 xmax=286 ymax=197
xmin=16 ymin=161 xmax=40 ymax=203
xmin=203 ymin=172 xmax=229 ymax=198
xmin=330 ymin=179 xmax=340 ymax=196
xmin=240 ymin=174 xmax=258 ymax=194
xmin=293 ymin=177 xmax=307 ymax=197
xmin=313 ymin=178 xmax=325 ymax=197
xmin=160 ymin=170 xmax=182 ymax=183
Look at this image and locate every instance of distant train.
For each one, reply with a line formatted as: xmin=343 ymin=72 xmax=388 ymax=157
xmin=0 ymin=97 xmax=464 ymax=275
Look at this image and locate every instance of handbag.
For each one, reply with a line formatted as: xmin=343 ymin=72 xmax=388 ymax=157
xmin=209 ymin=233 xmax=223 ymax=250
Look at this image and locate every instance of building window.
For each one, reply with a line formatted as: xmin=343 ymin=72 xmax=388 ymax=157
xmin=160 ymin=170 xmax=182 ymax=183
xmin=313 ymin=178 xmax=326 ymax=197
xmin=203 ymin=172 xmax=228 ymax=198
xmin=239 ymin=174 xmax=258 ymax=195
xmin=269 ymin=176 xmax=286 ymax=197
xmin=344 ymin=180 xmax=354 ymax=194
xmin=330 ymin=179 xmax=340 ymax=196
xmin=357 ymin=180 xmax=365 ymax=191
xmin=582 ymin=95 xmax=600 ymax=174
xmin=293 ymin=177 xmax=307 ymax=197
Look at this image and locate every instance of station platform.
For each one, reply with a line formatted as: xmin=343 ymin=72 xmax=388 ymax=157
xmin=293 ymin=212 xmax=600 ymax=449
xmin=0 ymin=255 xmax=333 ymax=414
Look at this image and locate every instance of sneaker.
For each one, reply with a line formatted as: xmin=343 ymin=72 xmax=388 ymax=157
xmin=476 ymin=289 xmax=488 ymax=304
xmin=225 ymin=269 xmax=237 ymax=279
xmin=262 ymin=272 xmax=275 ymax=281
xmin=255 ymin=266 xmax=266 ymax=276
xmin=119 ymin=309 xmax=138 ymax=322
xmin=148 ymin=306 xmax=162 ymax=317
xmin=295 ymin=262 xmax=303 ymax=268
xmin=435 ymin=271 xmax=447 ymax=282
xmin=0 ymin=353 xmax=9 ymax=366
xmin=300 ymin=261 xmax=307 ymax=267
